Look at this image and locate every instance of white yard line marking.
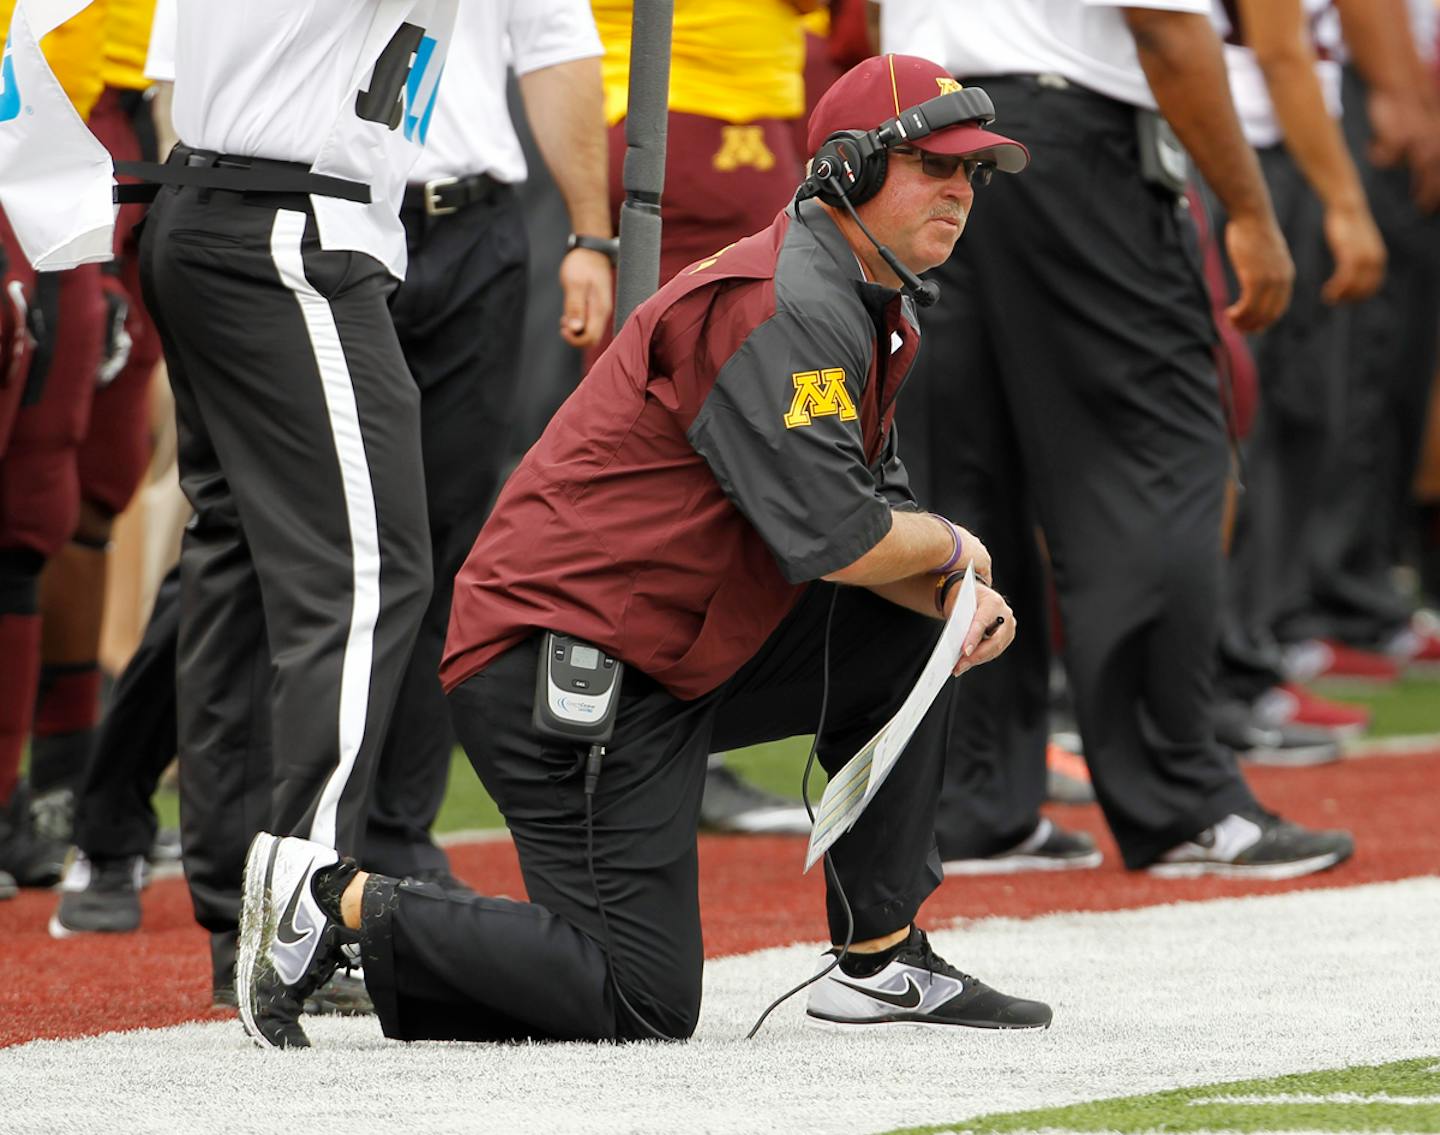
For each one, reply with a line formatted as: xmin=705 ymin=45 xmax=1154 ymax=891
xmin=1192 ymin=1094 xmax=1440 ymax=1106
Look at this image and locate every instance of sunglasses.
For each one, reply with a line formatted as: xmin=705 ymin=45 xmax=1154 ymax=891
xmin=891 ymin=145 xmax=994 ymax=186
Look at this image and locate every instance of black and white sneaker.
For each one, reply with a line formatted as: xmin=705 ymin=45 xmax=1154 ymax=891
xmin=942 ymin=818 xmax=1102 ymax=875
xmin=237 ymin=832 xmax=356 ymax=1049
xmin=1148 ymin=810 xmax=1354 ymax=880
xmin=48 ymin=852 xmax=145 ymax=937
xmin=806 ymin=927 xmax=1053 ymax=1031
xmin=698 ymin=757 xmax=810 ymax=836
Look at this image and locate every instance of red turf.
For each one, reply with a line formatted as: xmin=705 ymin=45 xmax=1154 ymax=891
xmin=1 ymin=751 xmax=1435 ymax=1049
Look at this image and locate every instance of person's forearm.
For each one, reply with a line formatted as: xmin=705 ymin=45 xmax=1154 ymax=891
xmin=822 ymin=510 xmax=955 ymax=587
xmin=1124 ymin=9 xmax=1275 ymax=223
xmin=1246 ymin=20 xmax=1368 ymax=210
xmin=1336 ymin=0 xmax=1436 ymax=108
xmin=519 ymin=56 xmax=612 ymax=238
xmin=867 ymin=574 xmax=949 ymax=620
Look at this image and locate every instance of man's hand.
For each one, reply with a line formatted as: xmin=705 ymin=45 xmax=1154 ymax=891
xmin=953 ymin=525 xmax=992 ymax=586
xmin=951 ymin=582 xmax=1015 ymax=676
xmin=1223 ymin=212 xmax=1295 ymax=331
xmin=1320 ymin=203 xmax=1387 ymax=304
xmin=558 ymin=247 xmax=614 ymax=348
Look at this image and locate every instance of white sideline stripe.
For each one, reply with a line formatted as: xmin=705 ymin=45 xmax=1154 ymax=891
xmin=269 ymin=210 xmax=381 ymax=851
xmin=6 ymin=877 xmax=1438 ymax=1135
xmin=1343 ymin=734 xmax=1440 ymax=759
xmin=1191 ymin=1094 xmax=1440 ymax=1106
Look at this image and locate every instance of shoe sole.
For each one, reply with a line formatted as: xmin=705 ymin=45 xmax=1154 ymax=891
xmin=943 ymin=850 xmax=1104 ymax=876
xmin=1147 ymin=849 xmax=1349 ymax=881
xmin=236 ymin=832 xmax=281 ymax=1050
xmin=805 ymin=1013 xmax=1050 ymax=1032
xmin=47 ymin=911 xmax=140 ymax=939
xmin=1238 ymin=746 xmax=1344 ymax=768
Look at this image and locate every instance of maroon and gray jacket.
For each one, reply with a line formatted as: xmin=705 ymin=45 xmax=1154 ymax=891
xmin=440 ymin=198 xmax=923 ymax=700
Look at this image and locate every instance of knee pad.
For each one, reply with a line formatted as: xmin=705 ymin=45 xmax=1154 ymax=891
xmin=0 ymin=547 xmax=44 ymax=615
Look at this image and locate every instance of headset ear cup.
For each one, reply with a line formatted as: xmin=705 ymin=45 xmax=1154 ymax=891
xmin=847 ymin=145 xmax=887 ymax=206
xmin=812 ymin=131 xmax=887 ymax=207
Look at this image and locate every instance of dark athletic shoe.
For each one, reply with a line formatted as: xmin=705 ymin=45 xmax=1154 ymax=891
xmin=942 ymin=818 xmax=1103 ymax=875
xmin=304 ymin=966 xmax=373 ymax=1016
xmin=49 ymin=852 xmax=145 ymax=937
xmin=237 ymin=832 xmax=355 ymax=1049
xmin=1149 ymin=810 xmax=1354 ymax=880
xmin=806 ymin=927 xmax=1053 ymax=1031
xmin=698 ymin=758 xmax=810 ymax=835
xmin=0 ymin=780 xmax=67 ymax=888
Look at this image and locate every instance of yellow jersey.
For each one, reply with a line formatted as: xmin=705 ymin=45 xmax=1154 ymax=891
xmin=593 ymin=0 xmax=805 ymax=126
xmin=0 ymin=0 xmax=107 ymax=119
xmin=103 ymin=0 xmax=156 ymax=90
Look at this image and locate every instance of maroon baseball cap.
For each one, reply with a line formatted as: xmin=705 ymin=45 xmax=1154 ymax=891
xmin=807 ymin=54 xmax=1029 ymax=174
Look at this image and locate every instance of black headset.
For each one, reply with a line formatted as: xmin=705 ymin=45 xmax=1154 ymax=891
xmin=803 ymin=86 xmax=999 ymax=207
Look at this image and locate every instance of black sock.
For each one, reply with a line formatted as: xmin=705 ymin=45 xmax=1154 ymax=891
xmin=310 ymin=858 xmax=360 ymax=924
xmin=836 ymin=926 xmax=916 ymax=978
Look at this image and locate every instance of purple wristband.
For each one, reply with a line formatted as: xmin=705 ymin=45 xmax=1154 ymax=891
xmin=932 ymin=515 xmax=964 ymax=574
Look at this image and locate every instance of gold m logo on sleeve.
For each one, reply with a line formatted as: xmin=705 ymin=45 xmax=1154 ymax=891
xmin=784 ymin=369 xmax=858 ymax=428
xmin=713 ymin=125 xmax=776 ymax=172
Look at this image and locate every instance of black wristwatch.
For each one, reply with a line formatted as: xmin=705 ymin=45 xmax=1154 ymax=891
xmin=566 ymin=233 xmax=620 ymax=261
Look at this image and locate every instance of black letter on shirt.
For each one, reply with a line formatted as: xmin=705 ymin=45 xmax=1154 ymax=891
xmin=355 ymin=22 xmax=425 ymax=131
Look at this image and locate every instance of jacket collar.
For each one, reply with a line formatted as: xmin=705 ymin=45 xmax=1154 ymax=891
xmin=789 ymin=195 xmax=907 ymax=316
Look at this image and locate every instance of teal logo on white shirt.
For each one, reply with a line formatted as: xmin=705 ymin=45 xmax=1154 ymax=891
xmin=0 ymin=40 xmax=21 ymax=123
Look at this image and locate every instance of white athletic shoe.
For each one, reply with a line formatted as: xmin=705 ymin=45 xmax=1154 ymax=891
xmin=806 ymin=926 xmax=1052 ymax=1030
xmin=1148 ymin=810 xmax=1354 ymax=881
xmin=237 ymin=831 xmax=355 ymax=1049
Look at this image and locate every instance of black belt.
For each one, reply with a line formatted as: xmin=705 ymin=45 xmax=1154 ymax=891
xmin=113 ymin=146 xmax=372 ymax=205
xmin=402 ymin=172 xmax=505 ymax=217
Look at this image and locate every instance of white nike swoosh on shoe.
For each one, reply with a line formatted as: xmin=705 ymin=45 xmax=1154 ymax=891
xmin=271 ymin=857 xmax=322 ymax=987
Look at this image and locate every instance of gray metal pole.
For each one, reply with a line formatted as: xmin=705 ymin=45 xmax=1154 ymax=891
xmin=614 ymin=0 xmax=673 ymax=331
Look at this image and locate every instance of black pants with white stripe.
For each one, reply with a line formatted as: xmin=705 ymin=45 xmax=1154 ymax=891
xmin=362 ymin=188 xmax=529 ymax=877
xmin=139 ymin=186 xmax=432 ymax=859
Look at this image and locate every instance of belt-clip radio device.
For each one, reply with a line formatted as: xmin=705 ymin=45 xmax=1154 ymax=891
xmin=533 ymin=632 xmax=624 ymax=745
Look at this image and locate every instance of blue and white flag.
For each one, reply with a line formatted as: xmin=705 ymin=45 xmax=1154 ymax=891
xmin=0 ymin=0 xmax=113 ymax=269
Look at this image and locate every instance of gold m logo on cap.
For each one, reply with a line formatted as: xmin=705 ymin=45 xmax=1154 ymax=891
xmin=936 ymin=77 xmax=962 ymax=95
xmin=785 ymin=369 xmax=858 ymax=428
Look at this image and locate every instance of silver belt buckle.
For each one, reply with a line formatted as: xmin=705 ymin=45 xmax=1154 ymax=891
xmin=424 ymin=176 xmax=459 ymax=216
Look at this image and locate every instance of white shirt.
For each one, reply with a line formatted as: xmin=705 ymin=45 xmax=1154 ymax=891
xmin=407 ymin=0 xmax=601 ymax=185
xmin=1211 ymin=0 xmax=1341 ymax=149
xmin=151 ymin=0 xmax=457 ymax=279
xmin=878 ymin=0 xmax=1212 ymax=111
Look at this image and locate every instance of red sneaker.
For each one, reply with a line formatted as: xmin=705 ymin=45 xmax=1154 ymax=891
xmin=1388 ymin=611 xmax=1440 ymax=672
xmin=1283 ymin=639 xmax=1401 ymax=684
xmin=1252 ymin=683 xmax=1370 ymax=739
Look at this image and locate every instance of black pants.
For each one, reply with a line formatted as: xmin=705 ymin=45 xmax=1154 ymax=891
xmin=70 ymin=568 xmax=179 ymax=859
xmin=1210 ymin=146 xmax=1349 ymax=701
xmin=896 ymin=76 xmax=1252 ymax=868
xmin=363 ymin=189 xmax=529 ymax=876
xmin=1296 ymin=67 xmax=1440 ymax=646
xmin=361 ymin=584 xmax=952 ymax=1043
xmin=139 ymin=185 xmax=432 ymax=861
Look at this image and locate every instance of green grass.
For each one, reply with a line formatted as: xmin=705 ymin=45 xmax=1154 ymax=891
xmin=1316 ymin=675 xmax=1440 ymax=738
xmin=148 ymin=676 xmax=1440 ymax=838
xmin=887 ymin=1057 xmax=1440 ymax=1135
